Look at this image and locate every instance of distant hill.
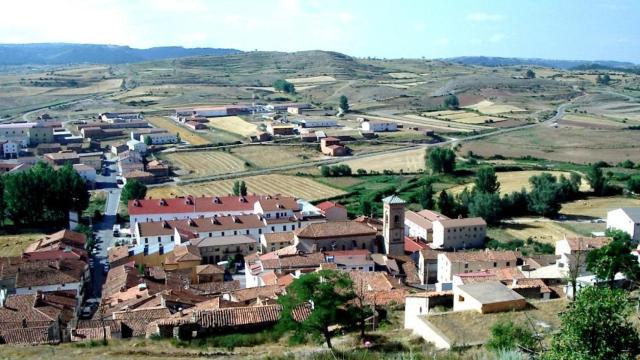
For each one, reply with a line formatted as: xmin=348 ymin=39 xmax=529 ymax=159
xmin=0 ymin=43 xmax=242 ymax=65
xmin=444 ymin=56 xmax=637 ymax=70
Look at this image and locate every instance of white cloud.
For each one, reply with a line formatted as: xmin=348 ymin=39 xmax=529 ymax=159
xmin=489 ymin=33 xmax=505 ymax=43
xmin=466 ymin=12 xmax=503 ymax=22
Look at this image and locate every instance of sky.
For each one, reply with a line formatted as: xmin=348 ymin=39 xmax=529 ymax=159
xmin=1 ymin=0 xmax=639 ymax=62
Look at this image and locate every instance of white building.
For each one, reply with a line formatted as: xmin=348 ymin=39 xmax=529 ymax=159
xmin=140 ymin=133 xmax=177 ymax=145
xmin=1 ymin=140 xmax=19 ymax=158
xmin=193 ymin=107 xmax=227 ymax=117
xmin=298 ymin=118 xmax=337 ymax=128
xmin=361 ymin=120 xmax=397 ymax=132
xmin=405 ymin=210 xmax=450 ymax=241
xmin=436 ymin=250 xmax=520 ymax=284
xmin=127 ymin=139 xmax=147 ymax=154
xmin=432 ymin=217 xmax=487 ymax=250
xmin=555 ymin=236 xmax=610 ymax=276
xmin=73 ymin=164 xmax=97 ymax=183
xmin=0 ymin=123 xmax=35 ymax=147
xmin=607 ymin=208 xmax=640 ymax=242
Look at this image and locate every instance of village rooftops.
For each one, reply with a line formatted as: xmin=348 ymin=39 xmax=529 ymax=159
xmin=191 ymin=235 xmax=256 ymax=247
xmin=14 ymin=260 xmax=86 ymax=289
xmin=294 ymin=220 xmax=378 ymax=239
xmin=163 ymin=244 xmax=201 ymax=265
xmin=128 ymin=194 xmax=298 ymax=215
xmin=405 ymin=210 xmax=450 ymax=231
xmin=457 ymin=281 xmax=525 ymax=305
xmin=315 ymin=201 xmax=344 ymax=212
xmin=262 ymin=232 xmax=295 ymax=245
xmin=563 ymin=236 xmax=610 ymax=251
xmin=138 ymin=214 xmax=266 ymax=237
xmin=24 ymin=229 xmax=86 ymax=253
xmin=440 ymin=250 xmax=521 ymax=263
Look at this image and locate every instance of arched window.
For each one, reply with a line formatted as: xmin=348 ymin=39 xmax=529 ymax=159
xmin=394 ymin=215 xmax=400 ymax=226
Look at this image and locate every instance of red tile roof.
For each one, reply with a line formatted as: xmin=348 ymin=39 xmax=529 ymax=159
xmin=404 ymin=237 xmax=428 ymax=253
xmin=138 ymin=214 xmax=266 ymax=237
xmin=294 ymin=220 xmax=377 ymax=239
xmin=315 ymin=201 xmax=345 ymax=212
xmin=15 ymin=259 xmax=86 ymax=288
xmin=128 ymin=194 xmax=297 ymax=215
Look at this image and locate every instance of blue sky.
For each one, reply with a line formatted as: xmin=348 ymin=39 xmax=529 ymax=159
xmin=1 ymin=0 xmax=639 ymax=62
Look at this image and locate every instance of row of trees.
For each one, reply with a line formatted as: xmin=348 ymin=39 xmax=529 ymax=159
xmin=426 ymin=148 xmax=456 ymax=174
xmin=232 ymin=180 xmax=248 ymax=196
xmin=0 ymin=162 xmax=89 ymax=226
xmin=273 ymin=79 xmax=295 ymax=94
xmin=320 ymin=164 xmax=352 ymax=177
xmin=426 ymin=167 xmax=582 ymax=224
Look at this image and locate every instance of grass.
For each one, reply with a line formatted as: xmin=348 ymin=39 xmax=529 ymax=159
xmin=425 ymin=299 xmax=567 ymax=348
xmin=207 ymin=116 xmax=258 ymax=137
xmin=447 ymin=170 xmax=589 ymax=195
xmin=0 ymin=233 xmax=44 ymax=257
xmin=83 ymin=191 xmax=107 ymax=218
xmin=560 ymin=196 xmax=640 ymax=219
xmin=494 ymin=220 xmax=579 ymax=244
xmin=147 ymin=174 xmax=346 ymax=201
xmin=147 ymin=116 xmax=210 ymax=145
xmin=230 ymin=145 xmax=321 ymax=168
xmin=340 ymin=148 xmax=427 ymax=173
xmin=161 ymin=150 xmax=247 ymax=178
xmin=464 ymin=100 xmax=526 ymax=115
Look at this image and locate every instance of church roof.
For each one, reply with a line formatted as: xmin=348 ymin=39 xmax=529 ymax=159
xmin=382 ymin=195 xmax=406 ymax=205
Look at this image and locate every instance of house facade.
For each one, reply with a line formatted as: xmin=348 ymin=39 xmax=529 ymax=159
xmin=607 ymin=208 xmax=640 ymax=241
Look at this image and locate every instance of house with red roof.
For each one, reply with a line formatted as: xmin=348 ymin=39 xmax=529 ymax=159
xmin=315 ymin=201 xmax=348 ymax=221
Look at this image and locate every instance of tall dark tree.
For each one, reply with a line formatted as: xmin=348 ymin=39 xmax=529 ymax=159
xmin=359 ymin=196 xmax=373 ymax=217
xmin=474 ymin=166 xmax=500 ymax=194
xmin=527 ymin=173 xmax=561 ymax=217
xmin=278 ymin=270 xmax=354 ymax=349
xmin=121 ymin=179 xmax=147 ymax=203
xmin=232 ymin=180 xmax=241 ymax=196
xmin=419 ymin=181 xmax=435 ymax=210
xmin=525 ymin=69 xmax=536 ymax=79
xmin=239 ymin=180 xmax=248 ymax=196
xmin=587 ymin=163 xmax=606 ymax=195
xmin=437 ymin=190 xmax=455 ymax=218
xmin=468 ymin=192 xmax=502 ymax=225
xmin=426 ymin=148 xmax=456 ymax=174
xmin=339 ymin=95 xmax=349 ymax=112
xmin=443 ymin=94 xmax=460 ymax=109
xmin=546 ymin=287 xmax=640 ymax=360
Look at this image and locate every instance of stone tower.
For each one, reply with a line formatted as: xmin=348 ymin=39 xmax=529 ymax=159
xmin=382 ymin=195 xmax=406 ymax=256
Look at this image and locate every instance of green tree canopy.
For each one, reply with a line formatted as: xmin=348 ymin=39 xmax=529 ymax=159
xmin=437 ymin=190 xmax=456 ymax=218
xmin=474 ymin=166 xmax=500 ymax=194
xmin=143 ymin=136 xmax=152 ymax=145
xmin=527 ymin=173 xmax=562 ymax=217
xmin=338 ymin=95 xmax=349 ymax=112
xmin=586 ymin=163 xmax=606 ymax=195
xmin=468 ymin=191 xmax=502 ymax=225
xmin=628 ymin=175 xmax=640 ymax=193
xmin=443 ymin=94 xmax=460 ymax=109
xmin=545 ymin=286 xmax=640 ymax=360
xmin=273 ymin=79 xmax=295 ymax=94
xmin=586 ymin=230 xmax=640 ymax=285
xmin=426 ymin=148 xmax=456 ymax=174
xmin=121 ymin=179 xmax=147 ymax=203
xmin=525 ymin=69 xmax=536 ymax=79
xmin=278 ymin=270 xmax=354 ymax=349
xmin=239 ymin=180 xmax=248 ymax=196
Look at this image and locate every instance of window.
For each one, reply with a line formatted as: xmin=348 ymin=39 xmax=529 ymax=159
xmin=282 ymin=226 xmax=286 ymax=231
xmin=271 ymin=226 xmax=275 ymax=232
xmin=170 ymin=236 xmax=174 ymax=241
xmin=221 ymin=232 xmax=225 ymax=236
xmin=464 ymin=263 xmax=468 ymax=269
xmin=493 ymin=262 xmax=497 ymax=267
xmin=291 ymin=225 xmax=295 ymax=231
xmin=394 ymin=215 xmax=400 ymax=226
xmin=144 ymin=238 xmax=148 ymax=244
xmin=458 ymin=295 xmax=465 ymax=302
xmin=506 ymin=261 xmax=510 ymax=266
xmin=157 ymin=236 xmax=161 ymax=241
xmin=209 ymin=232 xmax=212 ymax=237
xmin=258 ymin=229 xmax=262 ymax=234
xmin=234 ymin=231 xmax=237 ymax=235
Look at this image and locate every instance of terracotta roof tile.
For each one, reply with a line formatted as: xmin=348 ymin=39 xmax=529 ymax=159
xmin=295 ymin=221 xmax=377 ymax=239
xmin=129 ymin=194 xmax=298 ymax=216
xmin=441 ymin=250 xmax=521 ymax=263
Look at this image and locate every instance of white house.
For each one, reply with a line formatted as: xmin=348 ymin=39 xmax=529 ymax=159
xmin=127 ymin=139 xmax=147 ymax=154
xmin=437 ymin=250 xmax=520 ymax=284
xmin=1 ymin=140 xmax=19 ymax=159
xmin=361 ymin=120 xmax=397 ymax=132
xmin=141 ymin=133 xmax=177 ymax=145
xmin=405 ymin=210 xmax=450 ymax=241
xmin=607 ymin=208 xmax=640 ymax=242
xmin=453 ymin=281 xmax=527 ymax=313
xmin=297 ymin=118 xmax=337 ymax=128
xmin=73 ymin=164 xmax=97 ymax=183
xmin=555 ymin=236 xmax=610 ymax=276
xmin=432 ymin=217 xmax=487 ymax=250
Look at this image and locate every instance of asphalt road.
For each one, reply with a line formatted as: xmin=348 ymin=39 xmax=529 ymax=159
xmin=88 ymin=160 xmax=121 ymax=299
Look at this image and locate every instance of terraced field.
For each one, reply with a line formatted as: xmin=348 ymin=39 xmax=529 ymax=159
xmin=147 ymin=116 xmax=210 ymax=145
xmin=423 ymin=110 xmax=507 ymax=124
xmin=0 ymin=233 xmax=44 ymax=257
xmin=560 ymin=196 xmax=640 ymax=219
xmin=147 ymin=174 xmax=345 ymax=201
xmin=464 ymin=100 xmax=527 ymax=115
xmin=207 ymin=116 xmax=258 ymax=137
xmin=340 ymin=148 xmax=426 ymax=173
xmin=162 ymin=150 xmax=247 ymax=178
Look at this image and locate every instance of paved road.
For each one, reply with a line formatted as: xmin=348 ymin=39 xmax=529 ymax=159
xmin=88 ymin=160 xmax=121 ymax=298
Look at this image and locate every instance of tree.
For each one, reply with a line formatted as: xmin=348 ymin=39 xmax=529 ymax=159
xmin=527 ymin=173 xmax=561 ymax=217
xmin=359 ymin=196 xmax=373 ymax=217
xmin=474 ymin=166 xmax=500 ymax=194
xmin=596 ymin=74 xmax=611 ymax=85
xmin=419 ymin=181 xmax=435 ymax=210
xmin=468 ymin=192 xmax=502 ymax=225
xmin=426 ymin=148 xmax=456 ymax=174
xmin=143 ymin=136 xmax=152 ymax=146
xmin=339 ymin=95 xmax=349 ymax=112
xmin=586 ymin=163 xmax=606 ymax=195
xmin=627 ymin=175 xmax=640 ymax=193
xmin=586 ymin=230 xmax=640 ymax=286
xmin=486 ymin=320 xmax=537 ymax=353
xmin=545 ymin=286 xmax=640 ymax=360
xmin=232 ymin=181 xmax=240 ymax=196
xmin=443 ymin=94 xmax=460 ymax=109
xmin=239 ymin=180 xmax=248 ymax=196
xmin=437 ymin=190 xmax=456 ymax=218
xmin=278 ymin=270 xmax=354 ymax=349
xmin=121 ymin=179 xmax=147 ymax=203
xmin=320 ymin=165 xmax=331 ymax=177
xmin=525 ymin=69 xmax=536 ymax=79
xmin=0 ymin=177 xmax=5 ymax=225
xmin=273 ymin=79 xmax=295 ymax=94
xmin=175 ymin=132 xmax=181 ymax=143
